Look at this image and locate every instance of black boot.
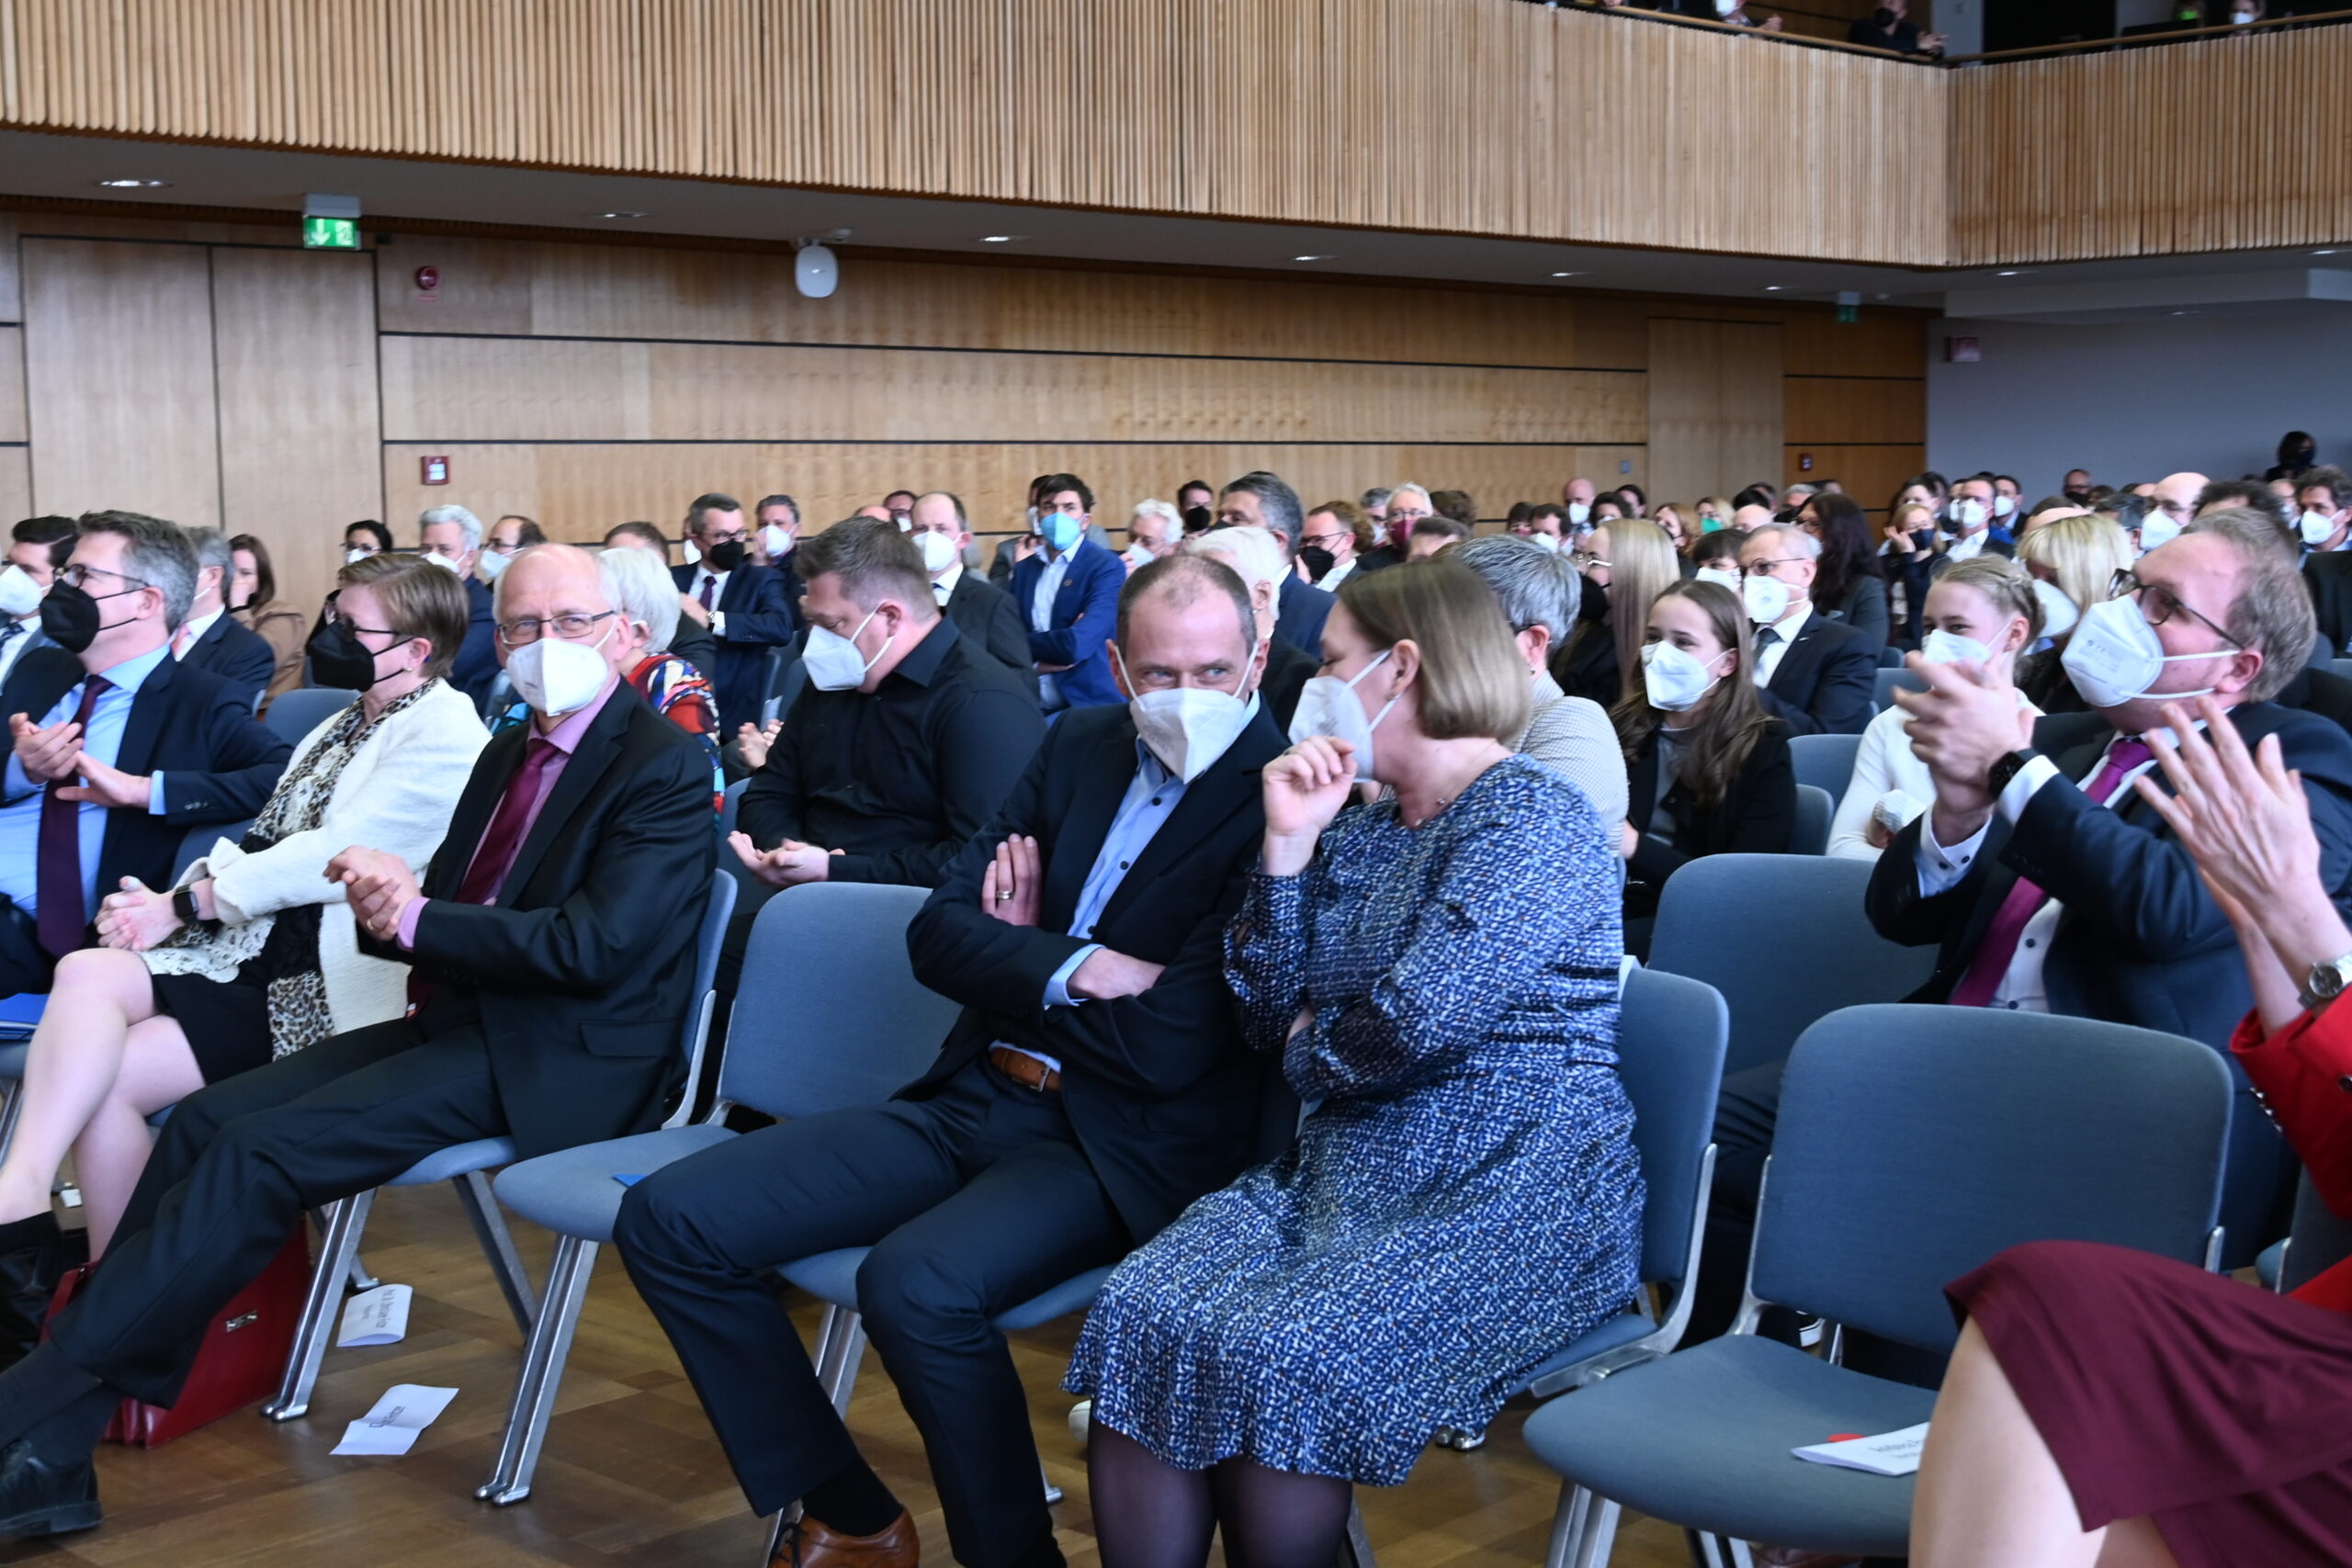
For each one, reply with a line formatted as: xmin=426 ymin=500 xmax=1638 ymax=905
xmin=0 ymin=1436 xmax=98 ymax=1540
xmin=0 ymin=1213 xmax=61 ymax=1373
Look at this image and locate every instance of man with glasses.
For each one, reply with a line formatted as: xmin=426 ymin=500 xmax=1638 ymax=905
xmin=1869 ymin=518 xmax=2352 ymax=1258
xmin=1736 ymin=525 xmax=1875 ymax=736
xmin=672 ymin=491 xmax=797 ymax=733
xmin=0 ymin=513 xmax=288 ymax=999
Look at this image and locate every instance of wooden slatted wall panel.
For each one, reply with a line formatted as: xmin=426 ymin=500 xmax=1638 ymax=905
xmin=0 ymin=0 xmax=1948 ymax=265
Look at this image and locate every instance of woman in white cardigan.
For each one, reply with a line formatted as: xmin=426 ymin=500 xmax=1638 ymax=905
xmin=0 ymin=555 xmax=486 ymax=1259
xmin=1828 ymin=557 xmax=2044 ymax=862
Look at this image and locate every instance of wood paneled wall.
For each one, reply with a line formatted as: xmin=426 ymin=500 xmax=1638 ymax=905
xmin=1647 ymin=320 xmax=1785 ymax=508
xmin=0 ymin=0 xmax=1947 ymax=265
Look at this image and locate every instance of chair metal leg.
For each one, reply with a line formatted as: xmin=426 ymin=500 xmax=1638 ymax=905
xmin=1573 ymin=1496 xmax=1623 ymax=1568
xmin=264 ymin=1190 xmax=374 ymax=1421
xmin=311 ymin=1206 xmax=379 ymax=1292
xmin=815 ymin=1308 xmax=868 ymax=1420
xmin=1544 ymin=1483 xmax=1589 ymax=1568
xmin=0 ymin=1079 xmax=22 ymax=1167
xmin=762 ymin=1504 xmax=803 ymax=1565
xmin=1338 ymin=1495 xmax=1374 ymax=1567
xmin=1042 ymin=1461 xmax=1063 ymax=1507
xmin=477 ymin=1235 xmax=599 ymax=1506
xmin=453 ymin=1170 xmax=537 ymax=1333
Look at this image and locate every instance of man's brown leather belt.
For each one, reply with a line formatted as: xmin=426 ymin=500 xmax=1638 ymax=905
xmin=988 ymin=1046 xmax=1061 ymax=1093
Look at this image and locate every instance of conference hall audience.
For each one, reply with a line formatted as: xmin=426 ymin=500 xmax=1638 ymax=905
xmin=1404 ymin=515 xmax=1468 ymax=558
xmin=1557 ymin=518 xmax=1678 ymax=707
xmin=1452 ymin=536 xmax=1632 ymax=842
xmin=906 ymin=490 xmax=1036 ymax=694
xmin=1913 ymin=701 xmax=2352 ymax=1568
xmin=1378 ymin=483 xmax=1437 ymax=565
xmin=1829 ymin=558 xmax=2044 ymax=860
xmin=1615 ymin=578 xmax=1795 ymax=959
xmin=563 ymin=547 xmax=722 ymax=807
xmin=417 ymin=505 xmax=502 ymax=705
xmin=0 ymin=552 xmax=483 ymax=1347
xmin=1429 ymin=488 xmax=1477 ymax=526
xmin=1688 ymin=528 xmax=1744 ymax=589
xmin=614 ymin=553 xmax=1287 ymax=1568
xmin=674 ymin=492 xmax=799 ymax=733
xmin=1216 ymin=471 xmax=1329 ymax=660
xmin=478 ymin=514 xmax=548 ymax=588
xmin=1179 ymin=525 xmax=1318 ymax=729
xmin=1739 ymin=525 xmax=1878 ymax=735
xmin=1299 ymin=500 xmax=1372 ymax=589
xmin=0 ymin=542 xmax=715 ymax=1542
xmin=1012 ymin=472 xmax=1126 ymax=714
xmin=0 ymin=517 xmax=74 ymax=686
xmin=1510 ymin=502 xmax=1572 ymax=554
xmin=1123 ymin=501 xmax=1182 ymax=572
xmin=227 ymin=534 xmax=308 ymax=705
xmin=2293 ymin=464 xmax=2350 ymax=553
xmin=602 ymin=522 xmax=722 ymax=685
xmin=0 ymin=513 xmax=291 ymax=999
xmin=1071 ymin=556 xmax=1642 ymax=1568
xmin=1796 ymin=492 xmax=1892 ymax=650
xmin=342 ymin=519 xmax=392 ymax=561
xmin=1932 ymin=474 xmax=2016 ymax=570
xmin=1848 ymin=0 xmax=1944 ymax=51
xmin=2015 ymin=513 xmax=2137 ymax=716
xmin=172 ymin=527 xmax=277 ymax=708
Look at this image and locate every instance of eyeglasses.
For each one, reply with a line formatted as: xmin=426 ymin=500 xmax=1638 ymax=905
xmin=331 ymin=615 xmax=401 ymax=641
xmin=1387 ymin=508 xmax=1433 ymax=524
xmin=2106 ymin=571 xmax=2245 ymax=649
xmin=1742 ymin=558 xmax=1804 ymax=578
xmin=496 ymin=609 xmax=618 ymax=646
xmin=1301 ymin=531 xmax=1348 ymax=549
xmin=60 ymin=564 xmax=149 ymax=593
xmin=1570 ymin=553 xmax=1611 ymax=572
xmin=701 ymin=529 xmax=749 ymax=545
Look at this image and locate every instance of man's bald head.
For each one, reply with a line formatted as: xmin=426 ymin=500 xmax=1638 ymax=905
xmin=2154 ymin=472 xmax=2210 ymax=524
xmin=1731 ymin=504 xmax=1774 ymax=533
xmin=492 ymin=544 xmax=639 ymax=706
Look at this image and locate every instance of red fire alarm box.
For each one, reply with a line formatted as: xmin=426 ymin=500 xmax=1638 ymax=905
xmin=421 ymin=455 xmax=450 ymax=486
xmin=414 ymin=265 xmax=439 ymax=292
xmin=1947 ymin=336 xmax=1982 ymax=364
xmin=1798 ymin=453 xmax=1814 ymax=472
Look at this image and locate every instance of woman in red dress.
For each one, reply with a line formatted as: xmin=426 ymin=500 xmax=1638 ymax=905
xmin=1911 ymin=695 xmax=2352 ymax=1568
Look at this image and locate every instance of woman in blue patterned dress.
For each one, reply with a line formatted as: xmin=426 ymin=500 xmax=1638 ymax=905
xmin=1068 ymin=558 xmax=1645 ymax=1568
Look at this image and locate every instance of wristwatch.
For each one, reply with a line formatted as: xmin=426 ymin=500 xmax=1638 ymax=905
xmin=2302 ymin=953 xmax=2352 ymax=1013
xmin=171 ymin=886 xmax=200 ymax=924
xmin=1985 ymin=747 xmax=2041 ymax=798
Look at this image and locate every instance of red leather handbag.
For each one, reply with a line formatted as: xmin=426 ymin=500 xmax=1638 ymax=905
xmin=45 ymin=1225 xmax=311 ymax=1447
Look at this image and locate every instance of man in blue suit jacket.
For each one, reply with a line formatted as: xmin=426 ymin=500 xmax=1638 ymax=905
xmin=1009 ymin=473 xmax=1125 ymax=712
xmin=1216 ymin=469 xmax=1329 ymax=660
xmin=420 ymin=505 xmax=501 ymax=705
xmin=672 ymin=492 xmax=798 ymax=732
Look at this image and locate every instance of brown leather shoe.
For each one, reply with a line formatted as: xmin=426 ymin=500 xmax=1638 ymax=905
xmin=770 ymin=1508 xmax=919 ymax=1567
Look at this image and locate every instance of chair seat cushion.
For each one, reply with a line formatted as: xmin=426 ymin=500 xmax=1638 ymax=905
xmin=492 ymin=1124 xmax=736 ymax=1243
xmin=778 ymin=1248 xmax=1114 ymax=1332
xmin=391 ymin=1135 xmax=521 ymax=1188
xmin=1506 ymin=1309 xmax=1662 ymax=1399
xmin=0 ymin=995 xmax=44 ymax=1035
xmin=0 ymin=1042 xmax=24 ymax=1081
xmin=1520 ymin=1333 xmax=1936 ymax=1557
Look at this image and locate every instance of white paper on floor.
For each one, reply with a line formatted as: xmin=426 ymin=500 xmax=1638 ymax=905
xmin=332 ymin=1383 xmax=458 ymax=1457
xmin=335 ymin=1283 xmax=413 ymax=1348
xmin=1790 ymin=1423 xmax=1930 ymax=1476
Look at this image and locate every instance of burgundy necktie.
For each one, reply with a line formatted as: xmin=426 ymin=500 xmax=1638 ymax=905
xmin=35 ymin=675 xmax=113 ymax=957
xmin=454 ymin=738 xmax=559 ymax=908
xmin=699 ymin=574 xmax=718 ymax=612
xmin=1949 ymin=739 xmax=2152 ymax=1008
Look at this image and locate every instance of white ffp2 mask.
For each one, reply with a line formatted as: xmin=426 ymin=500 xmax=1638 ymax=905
xmin=2059 ymin=594 xmax=2231 ymax=709
xmin=1286 ymin=649 xmax=1398 ymax=781
xmin=505 ymin=626 xmax=613 ymax=717
xmin=803 ymin=607 xmax=889 ymax=691
xmin=1641 ymin=640 xmax=1720 ymax=713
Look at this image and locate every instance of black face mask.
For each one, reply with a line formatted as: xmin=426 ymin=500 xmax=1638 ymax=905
xmin=306 ymin=620 xmax=388 ymax=691
xmin=1873 ymin=6 xmax=1898 ymax=23
xmin=39 ymin=580 xmax=138 ymax=654
xmin=705 ymin=539 xmax=748 ymax=573
xmin=1299 ymin=546 xmax=1336 ymax=582
xmin=1577 ymin=570 xmax=1610 ymax=623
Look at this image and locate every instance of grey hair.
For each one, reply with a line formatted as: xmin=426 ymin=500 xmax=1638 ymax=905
xmin=1450 ymin=535 xmax=1577 ymax=643
xmin=1130 ymin=499 xmax=1182 ymax=533
xmin=183 ymin=525 xmax=232 ymax=577
xmin=1182 ymin=524 xmax=1285 ymax=625
xmin=597 ymin=545 xmax=681 ymax=655
xmin=1388 ymin=482 xmax=1433 ymax=511
xmin=74 ymin=511 xmax=198 ymax=630
xmin=1747 ymin=523 xmax=1822 ymax=561
xmin=419 ymin=504 xmax=484 ymax=552
xmin=1360 ymin=487 xmax=1395 ymax=511
xmin=1220 ymin=470 xmax=1305 ymax=555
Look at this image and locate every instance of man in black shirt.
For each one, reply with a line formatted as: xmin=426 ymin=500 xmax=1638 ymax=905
xmin=721 ymin=519 xmax=1044 ymax=987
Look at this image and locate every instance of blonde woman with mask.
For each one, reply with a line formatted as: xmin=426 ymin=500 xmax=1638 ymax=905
xmin=2017 ymin=513 xmax=2136 ymax=716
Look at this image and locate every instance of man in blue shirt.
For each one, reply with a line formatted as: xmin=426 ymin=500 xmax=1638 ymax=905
xmin=0 ymin=513 xmax=288 ymax=997
xmin=1008 ymin=472 xmax=1125 ymax=713
xmin=614 ymin=554 xmax=1285 ymax=1568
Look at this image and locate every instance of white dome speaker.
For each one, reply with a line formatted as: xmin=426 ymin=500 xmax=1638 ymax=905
xmin=794 ymin=243 xmax=839 ymax=299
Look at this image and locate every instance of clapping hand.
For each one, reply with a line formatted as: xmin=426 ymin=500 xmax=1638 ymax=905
xmin=728 ymin=831 xmax=837 ymax=890
xmin=1895 ymin=652 xmax=2027 ymax=839
xmin=736 ymin=718 xmax=782 ymax=773
xmin=2136 ymin=697 xmax=2324 ymax=928
xmin=326 ymin=846 xmax=422 ymax=942
xmin=10 ymin=713 xmax=81 ymax=785
xmin=53 ymin=750 xmax=153 ymax=809
xmin=982 ymin=835 xmax=1042 ymax=926
xmin=95 ymin=877 xmax=182 ymax=952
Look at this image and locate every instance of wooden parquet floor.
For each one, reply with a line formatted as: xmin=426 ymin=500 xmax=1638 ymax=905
xmin=6 ymin=1185 xmax=1699 ymax=1568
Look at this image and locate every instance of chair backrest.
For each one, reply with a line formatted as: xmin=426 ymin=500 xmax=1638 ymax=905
xmin=1788 ymin=733 xmax=1862 ymax=799
xmin=1873 ymin=667 xmax=1925 ymax=712
xmin=173 ymin=818 xmax=254 ymax=882
xmin=2283 ymin=1168 xmax=2352 ymax=1294
xmin=1789 ymin=784 xmax=1832 ymax=855
xmin=1616 ymin=967 xmax=1729 ymax=1290
xmin=1752 ymin=1004 xmax=2233 ymax=1352
xmin=2332 ymin=656 xmax=2352 ymax=682
xmin=1650 ymin=854 xmax=1938 ymax=1076
xmin=763 ymin=659 xmax=809 ymax=728
xmin=664 ymin=868 xmax=738 ymax=1128
xmin=720 ymin=883 xmax=962 ymax=1121
xmin=718 ymin=777 xmax=750 ymax=839
xmin=265 ymin=687 xmax=354 ymax=745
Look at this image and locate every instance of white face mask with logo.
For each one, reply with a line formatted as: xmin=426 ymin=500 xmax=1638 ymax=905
xmin=1642 ymin=639 xmax=1722 ymax=713
xmin=915 ymin=530 xmax=961 ymax=575
xmin=0 ymin=565 xmax=42 ymax=620
xmin=1743 ymin=572 xmax=1792 ymax=626
xmin=2060 ymin=594 xmax=2233 ymax=709
xmin=505 ymin=622 xmax=615 ymax=717
xmin=1286 ymin=649 xmax=1399 ymax=782
xmin=1114 ymin=645 xmax=1258 ymax=783
xmin=803 ymin=606 xmax=891 ymax=691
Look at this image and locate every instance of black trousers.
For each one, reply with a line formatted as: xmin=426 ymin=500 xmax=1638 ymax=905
xmin=0 ymin=897 xmax=57 ymax=997
xmin=615 ymin=1057 xmax=1128 ymax=1568
xmin=47 ymin=1015 xmax=509 ymax=1405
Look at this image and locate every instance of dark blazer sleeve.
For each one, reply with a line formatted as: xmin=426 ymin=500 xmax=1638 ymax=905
xmin=451 ymin=579 xmax=500 ymax=703
xmin=404 ymin=736 xmax=713 ymax=993
xmin=718 ymin=568 xmax=797 ymax=649
xmin=830 ymin=682 xmax=1046 ymax=887
xmin=668 ymin=621 xmax=721 ymax=690
xmin=157 ymin=690 xmax=294 ymax=823
xmin=1838 ymin=576 xmax=1891 ymax=651
xmin=1758 ymin=626 xmax=1877 ymax=737
xmin=208 ymin=621 xmax=278 ymax=706
xmin=1627 ymin=727 xmax=1796 ymax=882
xmin=735 ymin=692 xmax=811 ymax=852
xmin=1027 ymin=552 xmax=1123 ymax=669
xmin=983 ymin=586 xmax=1039 ymax=692
xmin=1865 ymin=810 xmax=1986 ymax=948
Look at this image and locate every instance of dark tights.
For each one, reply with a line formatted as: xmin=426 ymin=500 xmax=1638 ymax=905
xmin=1090 ymin=1421 xmax=1354 ymax=1568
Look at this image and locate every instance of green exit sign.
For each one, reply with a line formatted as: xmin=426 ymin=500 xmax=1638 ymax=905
xmin=303 ymin=216 xmax=359 ymax=250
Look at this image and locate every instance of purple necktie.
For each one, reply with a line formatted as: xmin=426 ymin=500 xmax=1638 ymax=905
xmin=699 ymin=575 xmax=718 ymax=612
xmin=455 ymin=738 xmax=559 ymax=908
xmin=1950 ymin=738 xmax=2151 ymax=1009
xmin=35 ymin=675 xmax=113 ymax=957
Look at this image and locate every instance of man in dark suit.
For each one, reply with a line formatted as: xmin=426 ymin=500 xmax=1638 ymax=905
xmin=173 ymin=527 xmax=276 ymax=706
xmin=752 ymin=494 xmax=808 ymax=613
xmin=1216 ymin=469 xmax=1330 ymax=660
xmin=614 ymin=555 xmax=1285 ymax=1568
xmin=420 ymin=504 xmax=501 ymax=705
xmin=1927 ymin=475 xmax=2018 ymax=578
xmin=1009 ymin=472 xmax=1125 ymax=714
xmin=0 ymin=513 xmax=289 ymax=999
xmin=909 ymin=490 xmax=1037 ymax=697
xmin=673 ymin=492 xmax=797 ymax=734
xmin=1182 ymin=523 xmax=1317 ymax=727
xmin=1738 ymin=525 xmax=1875 ymax=736
xmin=0 ymin=545 xmax=714 ymax=1540
xmin=0 ymin=518 xmax=74 ymax=688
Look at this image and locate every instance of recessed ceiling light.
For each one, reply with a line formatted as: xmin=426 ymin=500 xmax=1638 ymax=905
xmin=95 ymin=178 xmax=169 ymax=189
xmin=2317 ymin=249 xmax=2340 ymax=256
xmin=1995 ymin=269 xmax=2023 ymax=276
xmin=1550 ymin=271 xmax=1587 ymax=278
xmin=978 ymin=234 xmax=1026 ymax=243
xmin=1763 ymin=285 xmax=1787 ymax=292
xmin=593 ymin=210 xmax=650 ymax=220
xmin=1293 ymin=254 xmax=1335 ymax=262
xmin=2167 ymin=309 xmax=2198 ymax=316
